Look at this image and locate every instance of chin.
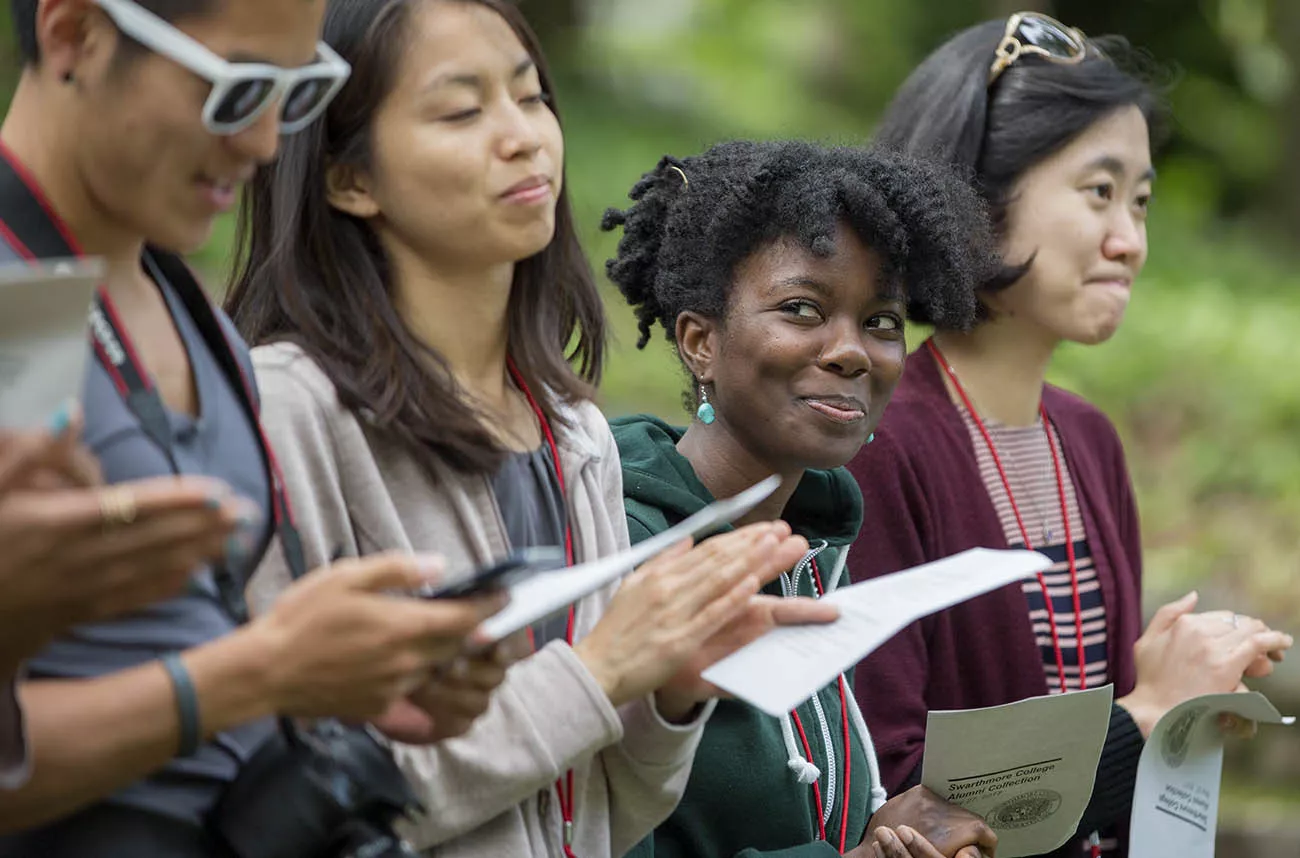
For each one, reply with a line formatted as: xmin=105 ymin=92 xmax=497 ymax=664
xmin=148 ymin=217 xmax=217 ymax=256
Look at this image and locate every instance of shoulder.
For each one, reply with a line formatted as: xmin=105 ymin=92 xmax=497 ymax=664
xmin=624 ymin=497 xmax=669 ymax=544
xmin=555 ymin=396 xmax=618 ymax=466
xmin=250 ymin=342 xmax=358 ymax=445
xmin=252 ymin=342 xmax=342 ymax=413
xmin=1042 ymin=384 xmax=1125 ymax=453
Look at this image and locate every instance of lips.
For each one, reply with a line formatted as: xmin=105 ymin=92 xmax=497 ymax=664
xmin=500 ymin=175 xmax=552 ymax=204
xmin=803 ymin=395 xmax=867 ymax=424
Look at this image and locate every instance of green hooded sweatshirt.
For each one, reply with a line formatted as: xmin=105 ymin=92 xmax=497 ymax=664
xmin=611 ymin=415 xmax=887 ymax=858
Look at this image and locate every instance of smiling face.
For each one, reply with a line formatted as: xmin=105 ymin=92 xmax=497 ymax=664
xmin=991 ymin=105 xmax=1154 ymax=346
xmin=333 ymin=0 xmax=563 ymax=267
xmin=678 ymin=222 xmax=907 ymax=473
xmin=58 ymin=0 xmax=325 ymax=252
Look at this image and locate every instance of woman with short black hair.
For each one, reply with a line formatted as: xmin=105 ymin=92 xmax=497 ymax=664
xmin=849 ymin=14 xmax=1292 ymax=857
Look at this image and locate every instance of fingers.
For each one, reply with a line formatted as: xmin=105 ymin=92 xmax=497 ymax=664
xmin=333 ymin=552 xmax=443 ymax=593
xmin=0 ymin=431 xmax=55 ymax=493
xmin=877 ymin=825 xmax=944 ymax=858
xmin=1147 ymin=591 xmax=1199 ymax=635
xmin=1226 ymin=631 xmax=1293 ymax=675
xmin=766 ymin=595 xmax=839 ymax=626
xmin=1218 ymin=713 xmax=1258 ymax=740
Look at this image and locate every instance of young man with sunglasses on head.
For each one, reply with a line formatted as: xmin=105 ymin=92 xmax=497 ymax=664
xmin=0 ymin=0 xmax=516 ymax=854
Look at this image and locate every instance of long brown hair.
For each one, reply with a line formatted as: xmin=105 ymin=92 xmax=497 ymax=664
xmin=225 ymin=0 xmax=606 ymax=475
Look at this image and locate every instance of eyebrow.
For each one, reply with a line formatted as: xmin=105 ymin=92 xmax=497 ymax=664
xmin=771 ymin=275 xmax=833 ymax=298
xmin=426 ymin=58 xmax=537 ymax=91
xmin=1085 ymin=155 xmax=1157 ymax=183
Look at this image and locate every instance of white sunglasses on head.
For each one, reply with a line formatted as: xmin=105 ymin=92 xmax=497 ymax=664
xmin=93 ymin=0 xmax=351 ymax=136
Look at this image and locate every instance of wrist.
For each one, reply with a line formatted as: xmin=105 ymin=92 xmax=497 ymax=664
xmin=572 ymin=639 xmax=629 ymax=708
xmin=1116 ymin=689 xmax=1162 ymax=739
xmin=185 ymin=624 xmax=285 ymax=732
xmin=653 ymin=688 xmax=701 ymax=724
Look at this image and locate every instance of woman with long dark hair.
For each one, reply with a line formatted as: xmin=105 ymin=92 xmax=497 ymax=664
xmin=226 ymin=1 xmax=822 ymax=854
xmin=848 ymin=14 xmax=1292 ymax=857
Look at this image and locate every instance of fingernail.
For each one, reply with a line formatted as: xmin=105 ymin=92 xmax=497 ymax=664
xmin=46 ymin=400 xmax=73 ymax=436
xmin=415 ymin=554 xmax=444 ymax=581
xmin=897 ymin=826 xmax=915 ymax=845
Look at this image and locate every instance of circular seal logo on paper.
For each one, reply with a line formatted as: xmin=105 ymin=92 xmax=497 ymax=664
xmin=987 ymin=790 xmax=1063 ymax=830
xmin=1161 ymin=705 xmax=1208 ymax=769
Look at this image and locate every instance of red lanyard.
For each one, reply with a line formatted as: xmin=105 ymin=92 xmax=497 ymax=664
xmin=506 ymin=359 xmax=579 ymax=857
xmin=788 ymin=558 xmax=853 ymax=853
xmin=926 ymin=340 xmax=1086 ymax=696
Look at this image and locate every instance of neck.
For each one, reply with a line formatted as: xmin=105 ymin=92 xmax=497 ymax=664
xmin=1 ymin=77 xmax=146 ymax=289
xmin=676 ymin=423 xmax=802 ymax=528
xmin=387 ymin=238 xmax=516 ymax=407
xmin=931 ymin=319 xmax=1058 ymax=427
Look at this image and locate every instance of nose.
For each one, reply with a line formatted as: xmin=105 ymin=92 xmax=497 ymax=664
xmin=495 ymin=99 xmax=544 ymax=161
xmin=1102 ymin=206 xmax=1146 ymax=265
xmin=818 ymin=320 xmax=872 ymax=378
xmin=225 ymin=104 xmax=283 ymax=166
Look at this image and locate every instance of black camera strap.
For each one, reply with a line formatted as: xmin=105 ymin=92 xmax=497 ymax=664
xmin=0 ymin=146 xmax=309 ymax=623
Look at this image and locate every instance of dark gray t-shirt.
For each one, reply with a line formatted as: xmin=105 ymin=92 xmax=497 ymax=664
xmin=491 ymin=445 xmax=567 ymax=646
xmin=0 ymin=259 xmax=274 ymax=855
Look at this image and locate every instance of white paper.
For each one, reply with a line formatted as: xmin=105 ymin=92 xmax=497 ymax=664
xmin=0 ymin=258 xmax=103 ymax=429
xmin=1129 ymin=691 xmax=1294 ymax=857
xmin=477 ymin=474 xmax=781 ymax=641
xmin=922 ymin=686 xmax=1114 ymax=857
xmin=701 ymin=547 xmax=1052 ymax=716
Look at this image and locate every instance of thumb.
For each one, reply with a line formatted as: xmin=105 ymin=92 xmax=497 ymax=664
xmin=1147 ymin=591 xmax=1198 ymax=635
xmin=767 ymin=596 xmax=840 ymax=626
xmin=335 ymin=552 xmax=444 ymax=593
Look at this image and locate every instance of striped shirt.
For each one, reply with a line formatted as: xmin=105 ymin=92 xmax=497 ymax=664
xmin=960 ymin=409 xmax=1110 ymax=694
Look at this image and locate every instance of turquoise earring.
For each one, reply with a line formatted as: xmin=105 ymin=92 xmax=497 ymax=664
xmin=696 ymin=383 xmax=716 ymax=425
xmin=867 ymin=433 xmax=875 ymax=444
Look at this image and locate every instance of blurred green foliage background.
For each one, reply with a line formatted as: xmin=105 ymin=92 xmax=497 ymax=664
xmin=4 ymin=0 xmax=1298 ymax=841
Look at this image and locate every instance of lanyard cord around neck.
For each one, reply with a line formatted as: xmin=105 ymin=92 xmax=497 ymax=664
xmin=925 ymin=339 xmax=1086 ymax=696
xmin=506 ymin=359 xmax=579 ymax=857
xmin=787 ymin=557 xmax=853 ymax=853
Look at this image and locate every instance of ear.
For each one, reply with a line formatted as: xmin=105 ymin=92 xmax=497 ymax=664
xmin=38 ymin=0 xmax=106 ymax=82
xmin=326 ymin=162 xmax=380 ymax=219
xmin=675 ymin=310 xmax=719 ymax=385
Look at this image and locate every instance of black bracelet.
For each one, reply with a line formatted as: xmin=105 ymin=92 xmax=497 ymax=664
xmin=160 ymin=652 xmax=200 ymax=757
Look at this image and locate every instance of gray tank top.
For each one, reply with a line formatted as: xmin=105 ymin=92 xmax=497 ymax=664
xmin=491 ymin=445 xmax=568 ymax=646
xmin=0 ymin=260 xmax=274 ymax=856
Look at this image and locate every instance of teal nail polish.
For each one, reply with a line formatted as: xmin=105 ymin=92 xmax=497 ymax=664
xmin=205 ymin=495 xmax=225 ymax=510
xmin=46 ymin=402 xmax=72 ymax=436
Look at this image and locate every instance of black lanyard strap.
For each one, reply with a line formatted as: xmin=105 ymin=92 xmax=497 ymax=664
xmin=0 ymin=147 xmax=309 ymax=621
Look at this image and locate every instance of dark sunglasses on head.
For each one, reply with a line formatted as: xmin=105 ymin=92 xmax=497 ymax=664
xmin=94 ymin=0 xmax=351 ymax=136
xmin=988 ymin=11 xmax=1088 ymax=87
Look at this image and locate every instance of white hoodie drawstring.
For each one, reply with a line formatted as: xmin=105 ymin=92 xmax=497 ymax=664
xmin=777 ymin=545 xmax=890 ymax=817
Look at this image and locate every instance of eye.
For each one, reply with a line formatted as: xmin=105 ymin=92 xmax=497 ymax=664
xmin=1086 ymin=182 xmax=1115 ymax=201
xmin=1135 ymin=191 xmax=1153 ymax=212
xmin=866 ymin=313 xmax=904 ymax=333
xmin=439 ymin=107 xmax=482 ymax=123
xmin=520 ymin=92 xmax=551 ymax=107
xmin=780 ymin=299 xmax=823 ymax=321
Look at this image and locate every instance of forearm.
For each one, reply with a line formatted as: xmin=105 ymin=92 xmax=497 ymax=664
xmin=605 ymin=695 xmax=714 ymax=856
xmin=0 ymin=629 xmax=278 ymax=831
xmin=393 ymin=643 xmax=623 ymax=847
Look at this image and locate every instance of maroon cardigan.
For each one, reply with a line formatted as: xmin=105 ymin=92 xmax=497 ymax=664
xmin=848 ymin=342 xmax=1144 ymax=792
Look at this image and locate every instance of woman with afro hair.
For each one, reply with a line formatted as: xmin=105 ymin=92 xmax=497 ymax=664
xmin=605 ymin=139 xmax=1002 ymax=858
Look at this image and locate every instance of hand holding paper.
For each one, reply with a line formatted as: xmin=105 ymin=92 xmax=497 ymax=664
xmin=1128 ymin=691 xmax=1294 ymax=858
xmin=701 ymin=547 xmax=1053 ymax=717
xmin=477 ymin=474 xmax=782 ymax=642
xmin=921 ymin=686 xmax=1113 ymax=858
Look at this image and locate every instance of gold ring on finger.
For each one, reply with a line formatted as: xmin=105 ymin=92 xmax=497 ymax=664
xmin=98 ymin=486 xmax=139 ymax=529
